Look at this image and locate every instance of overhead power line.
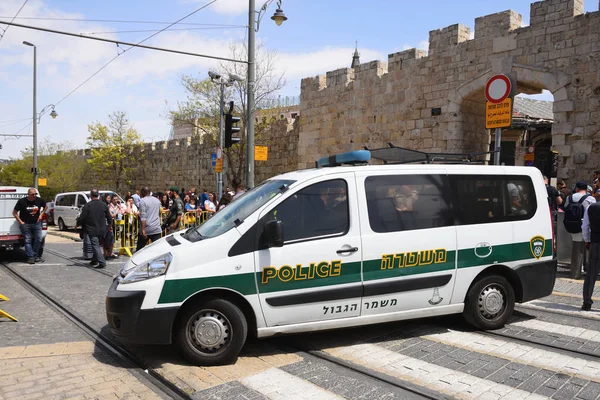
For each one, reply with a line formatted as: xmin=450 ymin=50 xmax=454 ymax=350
xmin=82 ymin=26 xmax=245 ymax=35
xmin=0 ymin=0 xmax=28 ymax=44
xmin=0 ymin=16 xmax=245 ymax=27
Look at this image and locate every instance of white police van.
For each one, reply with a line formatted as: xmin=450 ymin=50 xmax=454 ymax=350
xmin=106 ymin=149 xmax=555 ymax=366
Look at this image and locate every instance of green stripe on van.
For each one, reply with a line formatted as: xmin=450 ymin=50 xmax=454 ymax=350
xmin=158 ymin=273 xmax=257 ymax=304
xmin=157 ymin=239 xmax=552 ymax=304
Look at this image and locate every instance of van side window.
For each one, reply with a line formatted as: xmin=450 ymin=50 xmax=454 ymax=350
xmin=365 ymin=174 xmax=452 ymax=233
xmin=57 ymin=194 xmax=75 ymax=207
xmin=266 ymin=179 xmax=349 ymax=243
xmin=76 ymin=194 xmax=86 ymax=208
xmin=450 ymin=175 xmax=537 ymax=225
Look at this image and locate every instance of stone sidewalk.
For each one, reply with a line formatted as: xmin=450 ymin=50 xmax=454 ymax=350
xmin=0 ymin=267 xmax=165 ymax=400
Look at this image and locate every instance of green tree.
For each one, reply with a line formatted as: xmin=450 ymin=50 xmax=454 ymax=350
xmin=86 ymin=111 xmax=142 ymax=192
xmin=170 ymin=41 xmax=286 ymax=184
xmin=0 ymin=138 xmax=90 ymax=200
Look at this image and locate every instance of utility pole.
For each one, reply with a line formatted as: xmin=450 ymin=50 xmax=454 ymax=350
xmin=217 ymin=82 xmax=225 ymax=201
xmin=246 ymin=0 xmax=256 ymax=190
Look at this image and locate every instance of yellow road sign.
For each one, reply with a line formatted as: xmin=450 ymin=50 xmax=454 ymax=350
xmin=38 ymin=178 xmax=47 ymax=187
xmin=255 ymin=146 xmax=268 ymax=161
xmin=485 ymin=98 xmax=512 ymax=129
xmin=215 ymin=158 xmax=223 ymax=173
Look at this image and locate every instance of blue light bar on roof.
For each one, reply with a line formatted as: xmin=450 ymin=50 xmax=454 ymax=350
xmin=316 ymin=150 xmax=371 ymax=168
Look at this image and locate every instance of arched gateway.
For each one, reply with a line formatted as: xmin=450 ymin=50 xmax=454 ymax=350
xmin=299 ymin=0 xmax=600 ymax=181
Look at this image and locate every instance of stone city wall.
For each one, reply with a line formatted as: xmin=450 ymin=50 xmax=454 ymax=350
xmin=298 ymin=0 xmax=600 ymax=180
xmin=77 ymin=115 xmax=299 ymax=193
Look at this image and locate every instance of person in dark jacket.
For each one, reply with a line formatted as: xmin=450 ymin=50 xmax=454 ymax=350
xmin=76 ymin=189 xmax=112 ymax=269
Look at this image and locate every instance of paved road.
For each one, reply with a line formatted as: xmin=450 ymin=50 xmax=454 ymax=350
xmin=1 ymin=235 xmax=600 ymax=399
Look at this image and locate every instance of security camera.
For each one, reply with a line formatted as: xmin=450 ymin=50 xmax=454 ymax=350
xmin=208 ymin=71 xmax=221 ymax=80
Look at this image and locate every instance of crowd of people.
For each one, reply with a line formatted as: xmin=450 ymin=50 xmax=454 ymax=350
xmin=75 ymin=179 xmax=247 ymax=268
xmin=546 ymin=170 xmax=600 ymax=311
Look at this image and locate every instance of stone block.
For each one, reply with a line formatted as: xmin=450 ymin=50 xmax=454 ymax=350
xmin=572 ymin=140 xmax=592 ymax=154
xmin=553 ymin=100 xmax=574 ymax=112
xmin=552 ymin=144 xmax=572 ymax=156
xmin=493 ymin=34 xmax=518 ymax=53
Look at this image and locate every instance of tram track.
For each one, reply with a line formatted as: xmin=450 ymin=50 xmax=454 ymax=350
xmin=0 ymin=261 xmax=192 ymax=400
xmin=43 ymin=247 xmax=118 ymax=278
xmin=8 ymin=249 xmax=442 ymax=399
xmin=288 ymin=342 xmax=453 ymax=400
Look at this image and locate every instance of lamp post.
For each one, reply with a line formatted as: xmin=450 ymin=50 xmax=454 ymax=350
xmin=210 ymin=72 xmax=242 ymax=200
xmin=23 ymin=41 xmax=58 ymax=190
xmin=247 ymin=0 xmax=287 ymax=190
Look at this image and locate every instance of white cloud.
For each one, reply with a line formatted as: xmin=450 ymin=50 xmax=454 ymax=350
xmin=184 ymin=0 xmax=249 ymax=15
xmin=277 ymin=46 xmax=384 ymax=80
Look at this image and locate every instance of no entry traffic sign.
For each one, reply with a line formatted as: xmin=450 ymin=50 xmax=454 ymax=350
xmin=485 ymin=74 xmax=512 ymax=104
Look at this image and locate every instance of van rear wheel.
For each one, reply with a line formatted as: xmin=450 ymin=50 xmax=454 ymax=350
xmin=175 ymin=298 xmax=247 ymax=366
xmin=463 ymin=275 xmax=514 ymax=330
xmin=57 ymin=218 xmax=66 ymax=231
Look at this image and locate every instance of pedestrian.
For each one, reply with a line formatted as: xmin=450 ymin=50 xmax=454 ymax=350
xmin=204 ymin=192 xmax=217 ymax=215
xmin=12 ymin=187 xmax=46 ymax=264
xmin=199 ymin=189 xmax=209 ymax=210
xmin=564 ymin=181 xmax=596 ymax=279
xmin=107 ymin=195 xmax=125 ymax=259
xmin=76 ymin=189 xmax=112 ymax=269
xmin=136 ymin=187 xmax=162 ymax=251
xmin=232 ymin=178 xmax=245 ymax=200
xmin=162 ymin=186 xmax=184 ymax=234
xmin=545 ymin=176 xmax=562 ymax=213
xmin=131 ymin=190 xmax=141 ymax=208
xmin=581 ymin=200 xmax=600 ymax=311
xmin=558 ymin=179 xmax=571 ymax=211
xmin=218 ymin=192 xmax=232 ymax=211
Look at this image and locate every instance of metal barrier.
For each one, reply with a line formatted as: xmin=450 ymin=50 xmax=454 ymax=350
xmin=556 ymin=212 xmax=573 ymax=265
xmin=112 ymin=210 xmax=211 ymax=256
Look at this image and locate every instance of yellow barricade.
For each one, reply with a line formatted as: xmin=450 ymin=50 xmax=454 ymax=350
xmin=112 ymin=214 xmax=139 ymax=257
xmin=0 ymin=289 xmax=17 ymax=322
xmin=110 ymin=210 xmax=212 ymax=255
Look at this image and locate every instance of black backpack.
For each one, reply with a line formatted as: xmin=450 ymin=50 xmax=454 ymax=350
xmin=563 ymin=194 xmax=589 ymax=233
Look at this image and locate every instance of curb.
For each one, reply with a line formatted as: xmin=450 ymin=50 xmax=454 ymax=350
xmin=47 ymin=231 xmax=82 ymax=242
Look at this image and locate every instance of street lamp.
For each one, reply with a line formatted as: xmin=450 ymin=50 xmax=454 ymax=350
xmin=247 ymin=0 xmax=287 ymax=189
xmin=23 ymin=41 xmax=58 ymax=190
xmin=210 ymin=72 xmax=243 ymax=200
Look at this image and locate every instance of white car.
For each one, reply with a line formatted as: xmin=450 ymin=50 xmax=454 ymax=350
xmin=54 ymin=190 xmax=123 ymax=231
xmin=0 ymin=186 xmax=48 ymax=256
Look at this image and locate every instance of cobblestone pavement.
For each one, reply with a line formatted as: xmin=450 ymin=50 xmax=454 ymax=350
xmin=3 ymin=241 xmax=600 ymax=399
xmin=0 ymin=266 xmax=167 ymax=400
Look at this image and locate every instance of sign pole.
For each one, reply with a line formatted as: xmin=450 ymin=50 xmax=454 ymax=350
xmin=494 ymin=128 xmax=501 ymax=165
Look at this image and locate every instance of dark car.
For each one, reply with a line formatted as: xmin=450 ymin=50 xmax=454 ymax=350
xmin=45 ymin=201 xmax=55 ymax=225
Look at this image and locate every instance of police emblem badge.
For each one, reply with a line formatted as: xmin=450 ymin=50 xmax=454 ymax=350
xmin=530 ymin=235 xmax=546 ymax=260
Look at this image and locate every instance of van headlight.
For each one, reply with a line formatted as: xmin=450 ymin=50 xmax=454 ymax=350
xmin=119 ymin=253 xmax=172 ymax=284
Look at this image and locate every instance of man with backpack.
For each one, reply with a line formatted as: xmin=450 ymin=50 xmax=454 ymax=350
xmin=582 ymin=201 xmax=600 ymax=310
xmin=563 ymin=181 xmax=596 ymax=279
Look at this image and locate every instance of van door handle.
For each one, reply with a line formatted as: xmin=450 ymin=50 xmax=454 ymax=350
xmin=336 ymin=247 xmax=358 ymax=254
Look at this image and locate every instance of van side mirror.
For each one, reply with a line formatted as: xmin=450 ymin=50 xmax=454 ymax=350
xmin=263 ymin=220 xmax=284 ymax=248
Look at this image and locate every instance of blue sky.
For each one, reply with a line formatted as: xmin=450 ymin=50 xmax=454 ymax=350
xmin=0 ymin=0 xmax=596 ymax=159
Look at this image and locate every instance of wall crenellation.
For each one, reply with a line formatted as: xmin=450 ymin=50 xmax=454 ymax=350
xmin=474 ymin=10 xmax=522 ymax=39
xmin=298 ymin=0 xmax=600 ymax=180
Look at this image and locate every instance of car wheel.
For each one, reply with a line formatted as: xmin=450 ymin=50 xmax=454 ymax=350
xmin=58 ymin=218 xmax=66 ymax=231
xmin=175 ymin=298 xmax=247 ymax=366
xmin=463 ymin=275 xmax=515 ymax=330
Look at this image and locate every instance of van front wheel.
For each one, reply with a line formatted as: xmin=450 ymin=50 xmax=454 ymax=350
xmin=175 ymin=298 xmax=247 ymax=366
xmin=57 ymin=218 xmax=66 ymax=231
xmin=463 ymin=275 xmax=515 ymax=330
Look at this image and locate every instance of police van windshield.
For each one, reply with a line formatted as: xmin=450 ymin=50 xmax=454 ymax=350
xmin=184 ymin=179 xmax=295 ymax=241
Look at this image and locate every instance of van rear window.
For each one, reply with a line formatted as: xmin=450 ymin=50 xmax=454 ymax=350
xmin=450 ymin=175 xmax=537 ymax=225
